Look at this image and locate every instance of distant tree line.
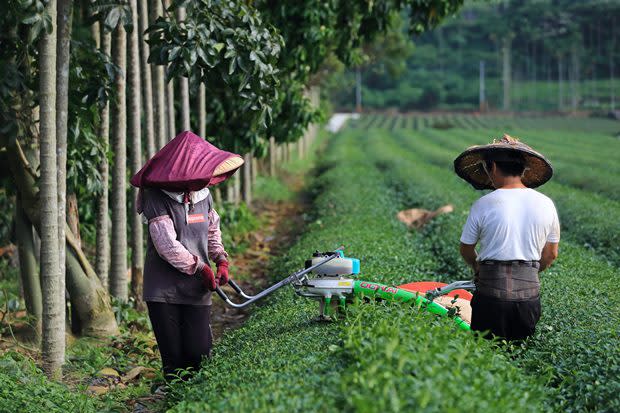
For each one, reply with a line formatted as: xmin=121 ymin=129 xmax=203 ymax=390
xmin=331 ymin=0 xmax=620 ymax=112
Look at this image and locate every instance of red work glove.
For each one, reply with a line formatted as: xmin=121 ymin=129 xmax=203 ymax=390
xmin=216 ymin=261 xmax=229 ymax=286
xmin=200 ymin=265 xmax=217 ymax=291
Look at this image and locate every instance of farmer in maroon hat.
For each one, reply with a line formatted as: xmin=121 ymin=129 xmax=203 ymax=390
xmin=131 ymin=131 xmax=243 ymax=381
xmin=454 ymin=134 xmax=560 ymax=341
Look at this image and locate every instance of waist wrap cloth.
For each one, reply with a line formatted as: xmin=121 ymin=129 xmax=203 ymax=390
xmin=476 ymin=260 xmax=540 ymax=301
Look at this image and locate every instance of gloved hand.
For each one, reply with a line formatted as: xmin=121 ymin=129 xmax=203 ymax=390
xmin=201 ymin=265 xmax=217 ymax=291
xmin=216 ymin=261 xmax=229 ymax=286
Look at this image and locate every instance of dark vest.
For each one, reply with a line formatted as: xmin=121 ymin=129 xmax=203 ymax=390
xmin=142 ymin=188 xmax=213 ymax=305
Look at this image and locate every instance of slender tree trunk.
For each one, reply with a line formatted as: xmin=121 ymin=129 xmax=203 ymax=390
xmin=269 ymin=136 xmax=276 ymax=176
xmin=213 ymin=188 xmax=222 ymax=205
xmin=198 ymin=83 xmax=206 ymax=137
xmin=96 ymin=29 xmax=111 ymax=289
xmin=90 ymin=19 xmax=100 ymax=49
xmin=39 ymin=0 xmax=65 ymax=377
xmin=242 ymin=153 xmax=252 ymax=207
xmin=355 ymin=68 xmax=362 ymax=113
xmin=610 ymin=18 xmax=616 ymax=111
xmin=502 ymin=36 xmax=511 ymax=111
xmin=15 ymin=197 xmax=42 ymax=340
xmin=297 ymin=137 xmax=304 ymax=159
xmin=532 ymin=42 xmax=537 ymax=106
xmin=233 ymin=172 xmax=241 ymax=206
xmin=56 ymin=0 xmax=72 ymax=302
xmin=226 ymin=183 xmax=234 ymax=204
xmin=558 ymin=56 xmax=564 ymax=111
xmin=177 ymin=7 xmax=191 ymax=131
xmin=128 ymin=0 xmax=144 ymax=309
xmin=150 ymin=0 xmax=167 ymax=148
xmin=251 ymin=156 xmax=257 ymax=186
xmin=110 ymin=24 xmax=128 ymax=302
xmin=139 ymin=0 xmax=155 ymax=158
xmin=167 ymin=79 xmax=176 ymax=137
xmin=570 ymin=44 xmax=580 ymax=113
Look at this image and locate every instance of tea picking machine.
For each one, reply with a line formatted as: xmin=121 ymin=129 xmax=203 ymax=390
xmin=215 ymin=249 xmax=476 ymax=331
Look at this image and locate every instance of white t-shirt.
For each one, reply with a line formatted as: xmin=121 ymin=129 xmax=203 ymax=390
xmin=460 ymin=188 xmax=560 ymax=261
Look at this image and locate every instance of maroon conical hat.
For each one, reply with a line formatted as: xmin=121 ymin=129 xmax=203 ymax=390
xmin=130 ymin=131 xmax=243 ymax=192
xmin=453 ymin=134 xmax=553 ymax=190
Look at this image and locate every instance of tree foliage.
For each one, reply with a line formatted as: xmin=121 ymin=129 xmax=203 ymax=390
xmin=147 ymin=0 xmax=283 ymax=152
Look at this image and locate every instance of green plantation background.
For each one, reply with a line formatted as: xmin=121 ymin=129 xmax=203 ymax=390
xmin=2 ymin=112 xmax=619 ymax=412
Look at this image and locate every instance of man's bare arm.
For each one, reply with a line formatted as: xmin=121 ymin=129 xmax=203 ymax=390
xmin=539 ymin=242 xmax=559 ymax=272
xmin=460 ymin=242 xmax=479 ymax=274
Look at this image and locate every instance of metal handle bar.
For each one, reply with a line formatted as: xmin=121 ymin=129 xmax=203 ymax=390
xmin=215 ymin=252 xmax=340 ymax=308
xmin=426 ymin=280 xmax=476 ymax=299
xmin=228 ymin=279 xmax=254 ymax=299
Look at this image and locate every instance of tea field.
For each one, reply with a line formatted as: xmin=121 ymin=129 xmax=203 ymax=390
xmin=169 ymin=114 xmax=620 ymax=413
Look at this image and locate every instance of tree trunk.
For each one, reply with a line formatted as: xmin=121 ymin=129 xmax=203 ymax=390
xmin=15 ymin=197 xmax=42 ymax=340
xmin=570 ymin=44 xmax=580 ymax=113
xmin=139 ymin=0 xmax=155 ymax=158
xmin=251 ymin=156 xmax=258 ymax=186
xmin=128 ymin=0 xmax=144 ymax=310
xmin=8 ymin=143 xmax=118 ymax=338
xmin=56 ymin=0 xmax=72 ymax=291
xmin=167 ymin=78 xmax=176 ymax=137
xmin=96 ymin=29 xmax=111 ymax=289
xmin=38 ymin=0 xmax=65 ymax=377
xmin=611 ymin=18 xmax=616 ymax=111
xmin=233 ymin=172 xmax=241 ymax=206
xmin=226 ymin=183 xmax=234 ymax=204
xmin=214 ymin=187 xmax=222 ymax=205
xmin=558 ymin=56 xmax=564 ymax=111
xmin=242 ymin=153 xmax=252 ymax=207
xmin=502 ymin=36 xmax=511 ymax=111
xmin=355 ymin=67 xmax=362 ymax=113
xmin=66 ymin=193 xmax=81 ymax=248
xmin=110 ymin=24 xmax=128 ymax=302
xmin=479 ymin=60 xmax=486 ymax=111
xmin=176 ymin=7 xmax=191 ymax=131
xmin=91 ymin=20 xmax=100 ymax=49
xmin=269 ymin=136 xmax=276 ymax=176
xmin=150 ymin=0 xmax=167 ymax=148
xmin=198 ymin=83 xmax=206 ymax=137
xmin=297 ymin=137 xmax=304 ymax=159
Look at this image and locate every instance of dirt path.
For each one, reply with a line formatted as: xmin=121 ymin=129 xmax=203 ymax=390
xmin=210 ymin=197 xmax=306 ymax=339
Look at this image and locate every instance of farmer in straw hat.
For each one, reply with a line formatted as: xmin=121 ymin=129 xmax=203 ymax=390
xmin=131 ymin=131 xmax=244 ymax=381
xmin=454 ymin=134 xmax=560 ymax=341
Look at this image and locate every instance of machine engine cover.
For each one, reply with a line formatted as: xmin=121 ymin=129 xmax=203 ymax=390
xmin=305 ymin=255 xmax=360 ymax=276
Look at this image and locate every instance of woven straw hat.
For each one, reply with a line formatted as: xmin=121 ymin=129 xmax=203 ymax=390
xmin=453 ymin=134 xmax=553 ymax=190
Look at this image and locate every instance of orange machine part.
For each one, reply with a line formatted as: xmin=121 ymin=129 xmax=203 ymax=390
xmin=398 ymin=281 xmax=473 ymax=301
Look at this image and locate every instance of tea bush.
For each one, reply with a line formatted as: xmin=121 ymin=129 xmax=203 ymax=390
xmin=389 ymin=127 xmax=620 ymax=267
xmin=0 ymin=352 xmax=99 ymax=413
xmin=366 ymin=125 xmax=620 ymax=412
xmin=168 ymin=130 xmax=546 ymax=412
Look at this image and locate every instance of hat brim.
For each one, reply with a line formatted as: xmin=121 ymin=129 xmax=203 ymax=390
xmin=453 ymin=144 xmax=553 ymax=190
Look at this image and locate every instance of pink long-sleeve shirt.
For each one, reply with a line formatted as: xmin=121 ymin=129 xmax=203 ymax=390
xmin=148 ymin=209 xmax=227 ymax=274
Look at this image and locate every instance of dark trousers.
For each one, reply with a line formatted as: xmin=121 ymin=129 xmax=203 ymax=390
xmin=470 ymin=294 xmax=541 ymax=341
xmin=147 ymin=302 xmax=213 ymax=381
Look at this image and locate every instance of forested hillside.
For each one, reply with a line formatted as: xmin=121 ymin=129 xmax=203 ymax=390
xmin=330 ymin=0 xmax=620 ymax=112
